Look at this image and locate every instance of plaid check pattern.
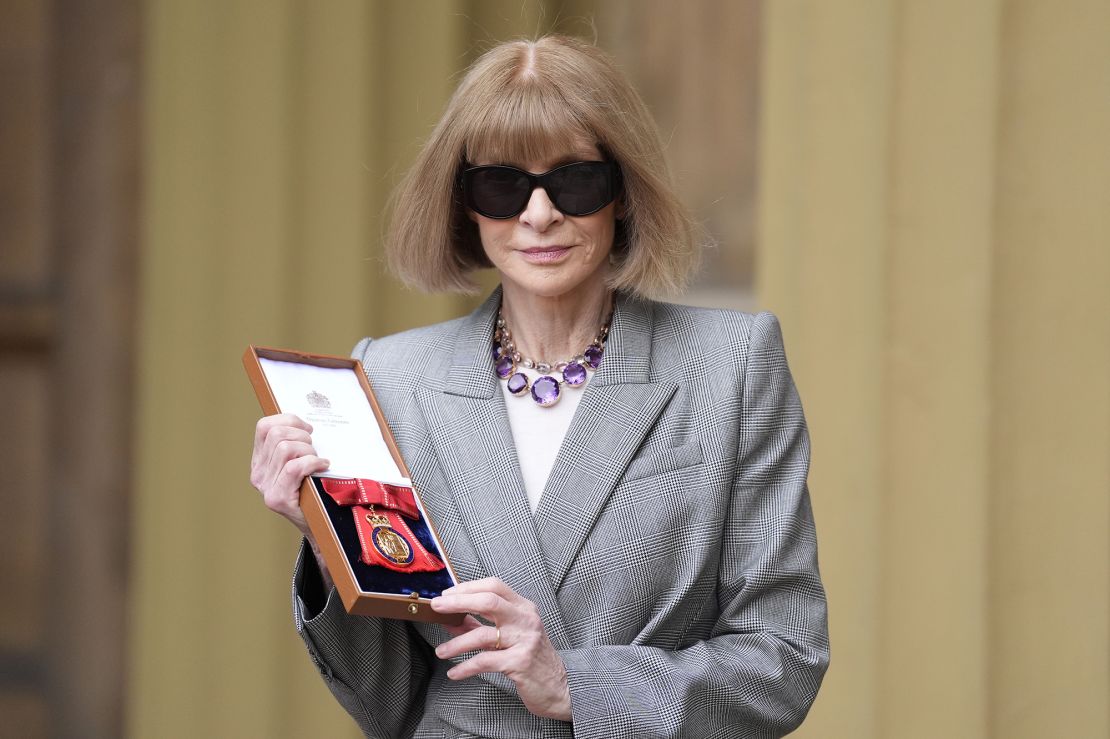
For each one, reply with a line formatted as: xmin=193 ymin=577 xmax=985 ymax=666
xmin=292 ymin=289 xmax=829 ymax=738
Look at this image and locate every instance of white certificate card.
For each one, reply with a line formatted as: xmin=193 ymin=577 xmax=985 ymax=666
xmin=258 ymin=358 xmax=408 ymax=485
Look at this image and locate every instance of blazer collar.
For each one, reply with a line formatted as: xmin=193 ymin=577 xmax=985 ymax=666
xmin=532 ymin=294 xmax=676 ymax=589
xmin=441 ymin=288 xmax=502 ymax=399
xmin=415 ymin=288 xmax=675 ymax=646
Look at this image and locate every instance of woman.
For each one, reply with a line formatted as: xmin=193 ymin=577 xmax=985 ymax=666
xmin=250 ymin=36 xmax=828 ymax=738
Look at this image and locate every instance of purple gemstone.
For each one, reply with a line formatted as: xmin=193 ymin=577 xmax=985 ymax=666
xmin=507 ymin=372 xmax=529 ymax=395
xmin=492 ymin=343 xmax=502 ymax=360
xmin=531 ymin=376 xmax=560 ymax=406
xmin=562 ymin=361 xmax=587 ymax=387
xmin=584 ymin=345 xmax=603 ymax=369
xmin=495 ymin=355 xmax=515 ymax=379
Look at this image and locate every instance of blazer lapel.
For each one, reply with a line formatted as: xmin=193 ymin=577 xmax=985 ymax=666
xmin=533 ymin=295 xmax=677 ymax=591
xmin=413 ymin=290 xmax=572 ymax=649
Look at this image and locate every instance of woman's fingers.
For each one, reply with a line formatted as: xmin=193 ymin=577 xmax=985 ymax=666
xmin=261 ymin=426 xmax=313 ymax=469
xmin=440 ymin=577 xmax=524 ymax=604
xmin=442 ymin=615 xmax=484 ymax=638
xmin=265 ymin=453 xmax=329 ymax=508
xmin=431 ymin=580 xmax=519 ymax=660
xmin=435 ymin=624 xmax=501 ymax=660
xmin=429 ymin=578 xmax=570 ymax=720
xmin=251 ymin=417 xmax=311 ymax=479
xmin=251 ymin=422 xmax=315 ymax=488
xmin=262 ymin=437 xmax=315 ymax=487
xmin=430 ymin=588 xmax=514 ymax=625
xmin=249 ymin=414 xmax=328 ymax=534
xmin=443 ymin=648 xmax=513 ymax=682
xmin=252 ymin=414 xmax=311 ymax=464
xmin=431 ymin=578 xmax=540 ymax=634
xmin=430 ymin=579 xmax=543 ymax=665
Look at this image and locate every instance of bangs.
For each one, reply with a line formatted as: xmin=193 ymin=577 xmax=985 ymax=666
xmin=463 ymin=81 xmax=599 ymax=166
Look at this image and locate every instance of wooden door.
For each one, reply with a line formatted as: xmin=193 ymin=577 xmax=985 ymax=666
xmin=0 ymin=1 xmax=139 ymax=736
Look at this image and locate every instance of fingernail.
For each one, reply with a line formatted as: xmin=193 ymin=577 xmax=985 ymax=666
xmin=435 ymin=646 xmax=445 ymax=658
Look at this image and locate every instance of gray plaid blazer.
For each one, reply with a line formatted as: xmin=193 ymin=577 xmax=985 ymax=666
xmin=292 ymin=289 xmax=829 ymax=738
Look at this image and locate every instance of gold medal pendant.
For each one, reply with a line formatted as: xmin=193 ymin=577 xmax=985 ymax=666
xmin=365 ymin=510 xmax=414 ymax=567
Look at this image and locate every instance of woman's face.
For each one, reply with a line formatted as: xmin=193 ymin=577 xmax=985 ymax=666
xmin=468 ymin=143 xmax=616 ymax=302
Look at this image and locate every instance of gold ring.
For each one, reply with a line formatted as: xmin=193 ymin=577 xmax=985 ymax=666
xmin=495 ymin=626 xmax=502 ymax=650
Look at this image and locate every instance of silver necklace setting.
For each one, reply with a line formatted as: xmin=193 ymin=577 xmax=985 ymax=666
xmin=492 ymin=310 xmax=610 ymax=407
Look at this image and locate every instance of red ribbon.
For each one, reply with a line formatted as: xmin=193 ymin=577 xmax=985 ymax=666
xmin=319 ymin=477 xmax=420 ymax=518
xmin=319 ymin=477 xmax=445 ymax=573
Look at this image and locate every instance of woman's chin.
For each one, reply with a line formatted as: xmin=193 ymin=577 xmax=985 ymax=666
xmin=499 ymin=267 xmax=609 ymax=302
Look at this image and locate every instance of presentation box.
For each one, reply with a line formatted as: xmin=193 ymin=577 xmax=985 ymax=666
xmin=243 ymin=346 xmax=461 ymax=625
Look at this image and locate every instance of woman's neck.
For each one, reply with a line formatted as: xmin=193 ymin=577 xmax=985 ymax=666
xmin=499 ymin=282 xmax=613 ymax=364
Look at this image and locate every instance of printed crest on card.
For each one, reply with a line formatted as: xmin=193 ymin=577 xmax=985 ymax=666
xmin=306 ymin=390 xmax=332 ymax=409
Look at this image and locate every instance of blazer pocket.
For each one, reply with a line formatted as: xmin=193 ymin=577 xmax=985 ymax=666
xmin=621 ymin=438 xmax=704 ymax=482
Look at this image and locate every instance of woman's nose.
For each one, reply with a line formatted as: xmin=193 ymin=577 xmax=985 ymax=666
xmin=518 ymin=185 xmax=563 ymax=231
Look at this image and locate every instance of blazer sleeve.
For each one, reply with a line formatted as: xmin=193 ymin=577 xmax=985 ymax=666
xmin=293 ymin=540 xmax=435 ymax=737
xmin=559 ymin=311 xmax=830 ymax=738
xmin=290 ymin=335 xmax=436 ymax=738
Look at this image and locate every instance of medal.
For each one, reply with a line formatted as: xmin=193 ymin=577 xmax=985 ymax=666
xmin=366 ymin=508 xmax=414 ymax=567
xmin=319 ymin=477 xmax=446 ymax=574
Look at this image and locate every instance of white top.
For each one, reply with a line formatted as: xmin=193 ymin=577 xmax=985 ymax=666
xmin=499 ymin=369 xmax=590 ymax=512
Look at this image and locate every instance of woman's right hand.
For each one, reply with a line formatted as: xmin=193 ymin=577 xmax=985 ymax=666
xmin=249 ymin=413 xmax=331 ymax=537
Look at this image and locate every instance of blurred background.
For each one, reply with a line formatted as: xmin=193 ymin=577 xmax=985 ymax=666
xmin=1 ymin=1 xmax=1107 ymax=737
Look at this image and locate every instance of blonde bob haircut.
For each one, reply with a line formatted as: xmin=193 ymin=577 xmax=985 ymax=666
xmin=386 ymin=35 xmax=700 ymax=297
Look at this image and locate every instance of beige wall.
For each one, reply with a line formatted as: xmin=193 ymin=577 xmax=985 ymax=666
xmin=761 ymin=2 xmax=1110 ymax=737
xmin=130 ymin=1 xmax=1110 ymax=737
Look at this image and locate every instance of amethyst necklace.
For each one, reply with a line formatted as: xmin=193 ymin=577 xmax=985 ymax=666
xmin=492 ymin=309 xmax=610 ymax=407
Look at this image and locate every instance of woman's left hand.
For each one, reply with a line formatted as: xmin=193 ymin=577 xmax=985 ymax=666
xmin=431 ymin=578 xmax=571 ymax=721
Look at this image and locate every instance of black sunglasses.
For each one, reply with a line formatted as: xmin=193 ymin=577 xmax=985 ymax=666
xmin=460 ymin=161 xmax=620 ymax=219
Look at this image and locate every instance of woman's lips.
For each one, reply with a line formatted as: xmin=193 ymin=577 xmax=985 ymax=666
xmin=519 ymin=246 xmax=571 ymax=263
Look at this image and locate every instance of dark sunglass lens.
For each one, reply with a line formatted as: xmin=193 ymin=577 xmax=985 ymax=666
xmin=546 ymin=162 xmax=612 ymax=216
xmin=468 ymin=167 xmax=530 ymax=218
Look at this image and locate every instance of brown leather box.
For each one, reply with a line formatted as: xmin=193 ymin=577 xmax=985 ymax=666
xmin=243 ymin=345 xmax=462 ymax=625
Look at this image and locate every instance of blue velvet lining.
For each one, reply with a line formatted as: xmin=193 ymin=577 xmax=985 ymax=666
xmin=310 ymin=476 xmax=455 ymax=598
